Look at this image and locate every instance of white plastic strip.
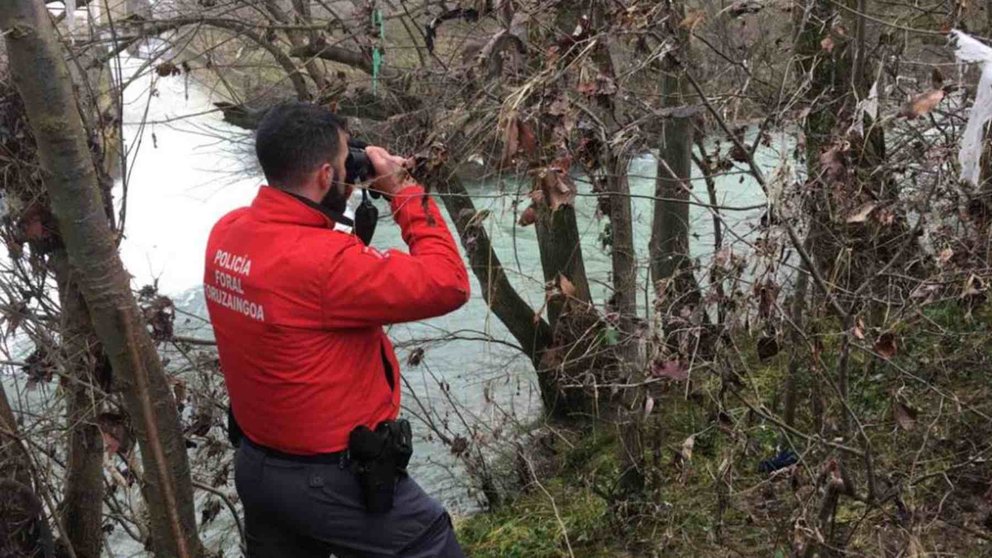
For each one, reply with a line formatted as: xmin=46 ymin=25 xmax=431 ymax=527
xmin=953 ymin=30 xmax=992 ymax=187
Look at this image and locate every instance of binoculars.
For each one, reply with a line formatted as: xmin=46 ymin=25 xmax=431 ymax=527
xmin=345 ymin=138 xmax=375 ymax=186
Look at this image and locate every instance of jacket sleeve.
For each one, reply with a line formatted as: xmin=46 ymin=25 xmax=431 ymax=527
xmin=321 ymin=185 xmax=471 ymax=328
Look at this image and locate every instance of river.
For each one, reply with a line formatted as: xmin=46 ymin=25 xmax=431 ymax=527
xmin=2 ymin=50 xmax=789 ymax=555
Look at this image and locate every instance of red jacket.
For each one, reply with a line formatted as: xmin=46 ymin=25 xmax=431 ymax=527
xmin=204 ymin=184 xmax=469 ymax=454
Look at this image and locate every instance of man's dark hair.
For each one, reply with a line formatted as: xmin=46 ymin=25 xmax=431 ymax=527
xmin=255 ymin=102 xmax=347 ymax=189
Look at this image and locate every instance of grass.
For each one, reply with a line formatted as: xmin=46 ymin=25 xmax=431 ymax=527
xmin=456 ymin=301 xmax=992 ymax=557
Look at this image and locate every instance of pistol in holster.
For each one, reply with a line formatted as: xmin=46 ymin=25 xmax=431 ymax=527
xmin=347 ymin=419 xmax=413 ymax=514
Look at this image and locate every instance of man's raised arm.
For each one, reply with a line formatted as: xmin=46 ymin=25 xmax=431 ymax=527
xmin=321 ymin=161 xmax=470 ymax=328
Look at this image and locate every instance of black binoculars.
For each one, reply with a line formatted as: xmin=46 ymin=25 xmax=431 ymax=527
xmin=345 ymin=138 xmax=375 ymax=185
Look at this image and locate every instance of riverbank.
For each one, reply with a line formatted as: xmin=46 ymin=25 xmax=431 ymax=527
xmin=455 ymin=301 xmax=992 ymax=557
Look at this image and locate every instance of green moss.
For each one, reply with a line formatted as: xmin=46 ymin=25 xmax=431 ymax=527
xmin=457 ymin=480 xmax=610 ymax=558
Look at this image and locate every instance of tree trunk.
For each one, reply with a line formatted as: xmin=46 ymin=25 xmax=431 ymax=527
xmin=650 ymin=116 xmax=693 ymax=286
xmin=0 ymin=386 xmax=55 ymax=558
xmin=53 ymin=254 xmax=105 ymax=558
xmin=606 ymin=156 xmax=645 ymax=494
xmin=650 ymin=1 xmax=703 ymax=328
xmin=534 ymin=205 xmax=592 ymax=326
xmin=430 ymin=169 xmax=572 ymax=416
xmin=0 ymin=383 xmax=33 ymax=489
xmin=0 ymin=3 xmax=203 ymax=557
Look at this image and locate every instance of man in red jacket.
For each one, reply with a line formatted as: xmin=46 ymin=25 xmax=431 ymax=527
xmin=204 ymin=102 xmax=469 ymax=557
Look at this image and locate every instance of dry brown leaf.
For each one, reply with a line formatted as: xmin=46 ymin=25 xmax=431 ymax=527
xmin=931 ymin=67 xmax=945 ymax=89
xmin=893 ymin=399 xmax=918 ymax=431
xmin=899 ymin=89 xmax=945 ymax=119
xmin=518 ymin=119 xmax=537 ymax=154
xmin=819 ymin=142 xmax=847 ymax=180
xmin=499 ymin=115 xmax=520 ymax=167
xmin=537 ymin=167 xmax=576 ymax=210
xmin=651 ymin=359 xmax=689 ymax=381
xmin=845 ymin=201 xmax=878 ymax=224
xmin=576 ymin=81 xmax=598 ymax=96
xmin=853 ymin=317 xmax=866 ymax=340
xmin=518 ymin=204 xmax=537 ymax=226
xmin=172 ymin=378 xmax=187 ymax=407
xmin=96 ymin=413 xmax=131 ymax=457
xmin=937 ymin=247 xmax=954 ymax=264
xmin=407 ymin=347 xmax=425 ymax=367
xmin=680 ymin=10 xmax=706 ymax=30
xmin=681 ymin=435 xmax=695 ymax=461
xmin=874 ymin=332 xmax=897 ymax=359
xmin=558 ymin=274 xmax=576 ymax=297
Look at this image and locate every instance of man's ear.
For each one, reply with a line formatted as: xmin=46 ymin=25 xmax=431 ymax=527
xmin=316 ymin=163 xmax=333 ymax=197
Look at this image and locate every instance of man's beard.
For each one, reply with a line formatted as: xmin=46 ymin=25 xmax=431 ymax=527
xmin=320 ymin=182 xmax=349 ymax=214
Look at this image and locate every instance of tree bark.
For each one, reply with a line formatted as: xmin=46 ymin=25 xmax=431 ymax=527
xmin=53 ymin=253 xmax=105 ymax=558
xmin=0 ymin=384 xmax=31 ymax=490
xmin=650 ymin=113 xmax=694 ymax=289
xmin=606 ymin=155 xmax=645 ymax=494
xmin=534 ymin=205 xmax=592 ymax=326
xmin=0 ymin=386 xmax=55 ymax=558
xmin=430 ymin=169 xmax=572 ymax=416
xmin=650 ymin=0 xmax=703 ymax=321
xmin=0 ymin=2 xmax=202 ymax=557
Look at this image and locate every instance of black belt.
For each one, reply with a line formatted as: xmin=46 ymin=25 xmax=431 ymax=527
xmin=243 ymin=436 xmax=346 ymax=465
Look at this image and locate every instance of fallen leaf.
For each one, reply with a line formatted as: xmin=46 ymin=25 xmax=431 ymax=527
xmin=937 ymin=247 xmax=954 ymax=264
xmin=681 ymin=435 xmax=695 ymax=461
xmin=819 ymin=142 xmax=848 ymax=180
xmin=899 ymin=89 xmax=945 ymax=119
xmin=680 ymin=10 xmax=706 ymax=30
xmin=874 ymin=332 xmax=897 ymax=359
xmin=576 ymin=81 xmax=598 ymax=96
xmin=962 ymin=274 xmax=985 ymax=299
xmin=892 ymin=399 xmax=918 ymax=431
xmin=821 ymin=35 xmax=835 ymax=53
xmin=518 ymin=119 xmax=537 ymax=153
xmin=853 ymin=317 xmax=865 ymax=340
xmin=845 ymin=201 xmax=878 ymax=223
xmin=652 ymin=359 xmax=689 ymax=381
xmin=644 ymin=396 xmax=655 ymax=418
xmin=518 ymin=205 xmax=537 ymax=226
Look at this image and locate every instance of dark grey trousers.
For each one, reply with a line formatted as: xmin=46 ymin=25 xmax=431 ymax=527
xmin=235 ymin=439 xmax=465 ymax=558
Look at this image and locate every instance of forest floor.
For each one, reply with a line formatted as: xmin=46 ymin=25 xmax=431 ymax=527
xmin=455 ymin=302 xmax=992 ymax=557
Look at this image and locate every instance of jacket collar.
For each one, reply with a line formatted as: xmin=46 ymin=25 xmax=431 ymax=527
xmin=250 ymin=186 xmax=354 ymax=228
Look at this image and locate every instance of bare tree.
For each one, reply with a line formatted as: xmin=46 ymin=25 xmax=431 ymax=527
xmin=0 ymin=2 xmax=203 ymax=556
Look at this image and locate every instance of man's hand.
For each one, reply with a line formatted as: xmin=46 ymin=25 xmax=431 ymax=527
xmin=366 ymin=146 xmax=412 ymax=197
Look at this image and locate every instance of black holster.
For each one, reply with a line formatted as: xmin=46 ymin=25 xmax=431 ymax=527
xmin=348 ymin=419 xmax=413 ymax=514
